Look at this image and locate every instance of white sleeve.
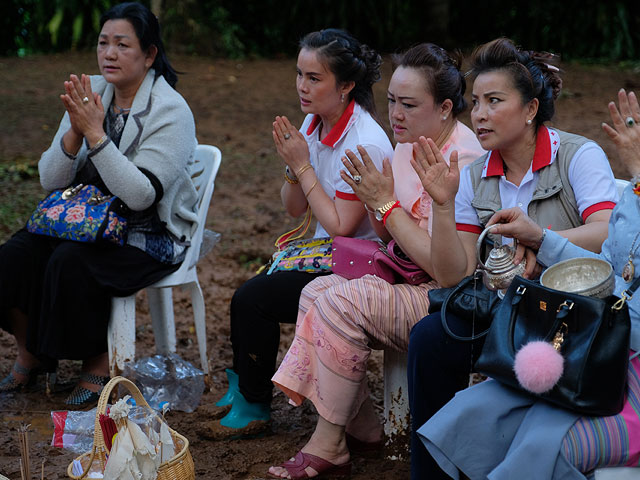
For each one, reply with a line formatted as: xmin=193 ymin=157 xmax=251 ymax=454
xmin=454 ymin=164 xmax=481 ymax=228
xmin=567 ymin=142 xmax=618 ymax=219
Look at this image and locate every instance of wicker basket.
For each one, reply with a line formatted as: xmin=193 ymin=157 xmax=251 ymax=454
xmin=67 ymin=376 xmax=195 ymax=480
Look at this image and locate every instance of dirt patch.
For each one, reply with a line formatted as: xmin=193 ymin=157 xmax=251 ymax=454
xmin=0 ymin=52 xmax=636 ymax=479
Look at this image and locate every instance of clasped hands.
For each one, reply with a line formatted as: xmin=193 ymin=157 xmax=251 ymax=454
xmin=272 ymin=115 xmax=312 ymax=176
xmin=60 ymin=73 xmax=105 ymax=146
xmin=340 ymin=145 xmax=394 ymax=211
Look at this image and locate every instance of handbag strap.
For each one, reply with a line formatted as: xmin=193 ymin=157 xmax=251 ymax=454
xmin=274 ymin=205 xmax=313 ymax=251
xmin=614 ymin=274 xmax=640 ymax=310
xmin=441 ymin=270 xmax=492 ymax=342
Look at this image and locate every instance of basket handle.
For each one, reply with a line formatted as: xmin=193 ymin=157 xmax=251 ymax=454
xmin=69 ymin=376 xmax=160 ymax=479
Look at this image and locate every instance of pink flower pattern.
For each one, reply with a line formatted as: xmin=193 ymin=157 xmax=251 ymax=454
xmin=65 ymin=205 xmax=86 ymax=223
xmin=45 ymin=204 xmax=64 ymax=220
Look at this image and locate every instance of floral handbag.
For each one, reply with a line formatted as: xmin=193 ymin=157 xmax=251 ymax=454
xmin=257 ymin=205 xmax=332 ymax=275
xmin=26 ymin=184 xmax=128 ymax=246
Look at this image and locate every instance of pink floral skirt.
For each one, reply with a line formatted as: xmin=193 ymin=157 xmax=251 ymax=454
xmin=272 ymin=273 xmax=438 ymax=425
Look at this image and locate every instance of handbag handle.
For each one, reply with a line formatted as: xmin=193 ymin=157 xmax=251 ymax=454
xmin=441 ymin=270 xmax=492 ymax=342
xmin=613 ymin=274 xmax=640 ymax=310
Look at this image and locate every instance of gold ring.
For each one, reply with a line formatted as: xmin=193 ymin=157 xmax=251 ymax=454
xmin=82 ymin=96 xmax=89 ymax=104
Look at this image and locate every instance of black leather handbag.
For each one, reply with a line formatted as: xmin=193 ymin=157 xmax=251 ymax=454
xmin=427 ymin=270 xmax=500 ymax=341
xmin=475 ymin=275 xmax=636 ymax=416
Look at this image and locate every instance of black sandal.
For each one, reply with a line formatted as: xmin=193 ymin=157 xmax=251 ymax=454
xmin=64 ymin=373 xmax=110 ymax=406
xmin=0 ymin=361 xmax=57 ymax=394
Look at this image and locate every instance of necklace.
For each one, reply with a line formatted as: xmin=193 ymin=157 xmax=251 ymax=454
xmin=112 ymin=104 xmax=131 ymax=114
xmin=622 ymin=231 xmax=640 ymax=282
xmin=435 ymin=119 xmax=456 ymax=150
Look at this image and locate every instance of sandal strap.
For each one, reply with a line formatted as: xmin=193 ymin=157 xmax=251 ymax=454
xmin=13 ymin=362 xmax=34 ymax=376
xmin=80 ymin=373 xmax=110 ymax=387
xmin=65 ymin=385 xmax=101 ymax=406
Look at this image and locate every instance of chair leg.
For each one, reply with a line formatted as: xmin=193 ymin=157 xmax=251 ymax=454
xmin=108 ymin=295 xmax=137 ymax=378
xmin=148 ymin=287 xmax=177 ymax=355
xmin=188 ymin=280 xmax=209 ymax=375
xmin=383 ymin=349 xmax=410 ymax=459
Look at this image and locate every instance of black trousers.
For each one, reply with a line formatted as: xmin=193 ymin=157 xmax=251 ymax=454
xmin=0 ymin=229 xmax=178 ymax=360
xmin=230 ymin=270 xmax=327 ymax=404
xmin=407 ymin=311 xmax=486 ymax=480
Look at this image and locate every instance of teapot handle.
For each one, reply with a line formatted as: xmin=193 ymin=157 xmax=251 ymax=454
xmin=476 ymin=224 xmax=518 ymax=273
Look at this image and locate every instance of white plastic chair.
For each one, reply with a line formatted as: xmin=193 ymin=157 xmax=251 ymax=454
xmin=616 ymin=178 xmax=630 ymax=196
xmin=383 ymin=349 xmax=410 ymax=459
xmin=107 ymin=144 xmax=222 ymax=379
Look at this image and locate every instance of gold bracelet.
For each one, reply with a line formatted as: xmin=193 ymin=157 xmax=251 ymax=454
xmin=295 ymin=163 xmax=314 ymax=178
xmin=304 ymin=180 xmax=319 ymax=197
xmin=284 ymin=167 xmax=299 ymax=184
xmin=90 ymin=134 xmax=108 ymax=150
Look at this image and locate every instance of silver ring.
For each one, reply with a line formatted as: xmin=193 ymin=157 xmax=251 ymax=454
xmin=626 ymin=116 xmax=635 ymax=128
xmin=353 ymin=175 xmax=362 ymax=184
xmin=82 ymin=96 xmax=89 ymax=104
xmin=283 ymin=133 xmax=291 ymax=140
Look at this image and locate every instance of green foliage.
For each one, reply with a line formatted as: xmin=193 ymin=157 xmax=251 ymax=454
xmin=2 ymin=0 xmax=125 ymax=55
xmin=1 ymin=0 xmax=638 ymax=60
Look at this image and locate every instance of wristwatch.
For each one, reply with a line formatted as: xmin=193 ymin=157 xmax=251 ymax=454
xmin=374 ymin=200 xmax=397 ymax=222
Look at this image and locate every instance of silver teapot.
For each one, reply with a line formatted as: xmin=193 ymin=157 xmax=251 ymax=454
xmin=476 ymin=225 xmax=526 ymax=291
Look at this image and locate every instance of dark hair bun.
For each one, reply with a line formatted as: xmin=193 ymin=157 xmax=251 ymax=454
xmin=392 ymin=43 xmax=468 ymax=117
xmin=470 ymin=38 xmax=562 ymax=124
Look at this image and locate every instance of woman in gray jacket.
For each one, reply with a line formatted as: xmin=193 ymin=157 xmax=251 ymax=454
xmin=0 ymin=2 xmax=198 ymax=405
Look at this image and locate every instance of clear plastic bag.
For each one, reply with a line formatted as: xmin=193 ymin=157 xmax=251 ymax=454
xmin=51 ymin=402 xmax=157 ymax=454
xmin=198 ymin=229 xmax=221 ymax=261
xmin=51 ymin=408 xmax=97 ymax=454
xmin=122 ymin=353 xmax=205 ymax=413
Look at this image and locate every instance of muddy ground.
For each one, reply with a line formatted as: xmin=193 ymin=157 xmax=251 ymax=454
xmin=0 ymin=51 xmax=637 ymax=479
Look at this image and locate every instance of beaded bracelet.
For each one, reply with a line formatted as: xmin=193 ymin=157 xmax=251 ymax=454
xmin=284 ymin=166 xmax=299 ymax=184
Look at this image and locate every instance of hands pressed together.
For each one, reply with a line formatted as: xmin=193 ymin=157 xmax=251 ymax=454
xmin=272 ymin=115 xmax=311 ymax=176
xmin=60 ymin=74 xmax=105 ymax=146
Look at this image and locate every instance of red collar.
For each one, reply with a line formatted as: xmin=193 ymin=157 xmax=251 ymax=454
xmin=306 ymin=99 xmax=356 ymax=147
xmin=484 ymin=125 xmax=553 ymax=177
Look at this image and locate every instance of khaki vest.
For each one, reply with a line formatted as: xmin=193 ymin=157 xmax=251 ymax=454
xmin=469 ymin=130 xmax=589 ymax=232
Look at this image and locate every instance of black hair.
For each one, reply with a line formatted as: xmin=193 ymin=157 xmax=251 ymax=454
xmin=100 ymin=2 xmax=178 ymax=88
xmin=469 ymin=37 xmax=562 ymax=125
xmin=392 ymin=43 xmax=467 ymax=116
xmin=299 ymin=28 xmax=382 ymax=116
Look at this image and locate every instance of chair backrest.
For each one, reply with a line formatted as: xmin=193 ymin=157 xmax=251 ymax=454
xmin=184 ymin=145 xmax=222 ymax=270
xmin=615 ymin=178 xmax=630 ymax=197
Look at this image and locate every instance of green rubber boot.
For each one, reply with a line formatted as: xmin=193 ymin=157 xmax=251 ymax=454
xmin=220 ymin=391 xmax=270 ymax=429
xmin=215 ymin=368 xmax=239 ymax=407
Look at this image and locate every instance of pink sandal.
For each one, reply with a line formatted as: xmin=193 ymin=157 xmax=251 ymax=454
xmin=270 ymin=450 xmax=352 ymax=479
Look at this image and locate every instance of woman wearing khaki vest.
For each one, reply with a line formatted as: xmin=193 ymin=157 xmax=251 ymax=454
xmin=407 ymin=37 xmax=618 ymax=479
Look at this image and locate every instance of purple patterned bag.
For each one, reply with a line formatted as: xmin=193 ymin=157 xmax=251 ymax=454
xmin=26 ymin=184 xmax=128 ymax=246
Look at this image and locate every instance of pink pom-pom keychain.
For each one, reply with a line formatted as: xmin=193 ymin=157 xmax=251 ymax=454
xmin=513 ymin=322 xmax=567 ymax=394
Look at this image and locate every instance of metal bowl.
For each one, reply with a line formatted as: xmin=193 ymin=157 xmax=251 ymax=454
xmin=540 ymin=257 xmax=614 ymax=298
